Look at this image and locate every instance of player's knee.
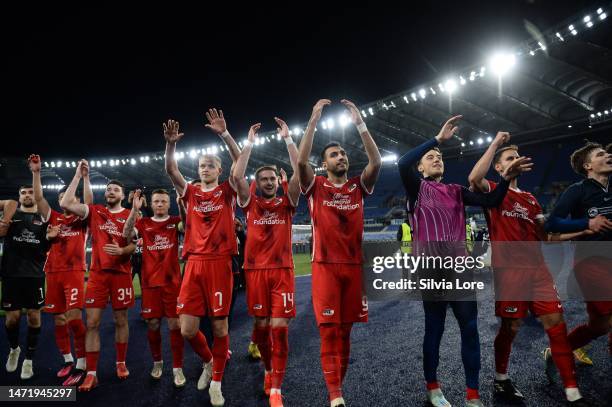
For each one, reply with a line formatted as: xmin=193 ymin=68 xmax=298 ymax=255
xmin=113 ymin=312 xmax=128 ymax=328
xmin=5 ymin=313 xmax=20 ymax=327
xmin=54 ymin=314 xmax=67 ymax=326
xmin=181 ymin=325 xmax=197 ymax=339
xmin=147 ymin=319 xmax=161 ymax=331
xmin=26 ymin=310 xmax=41 ymax=327
xmin=167 ymin=318 xmax=180 ymax=331
xmin=86 ymin=317 xmax=101 ymax=331
xmin=254 ymin=317 xmax=269 ymax=328
xmin=65 ymin=309 xmax=81 ymax=322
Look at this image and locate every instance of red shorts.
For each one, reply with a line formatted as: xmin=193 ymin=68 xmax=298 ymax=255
xmin=246 ymin=268 xmax=295 ymax=318
xmin=142 ymin=284 xmax=180 ymax=319
xmin=84 ymin=270 xmax=135 ymax=310
xmin=44 ymin=271 xmax=85 ymax=314
xmin=177 ymin=257 xmax=233 ymax=317
xmin=495 ymin=301 xmax=563 ymax=318
xmin=311 ymin=263 xmax=367 ymax=325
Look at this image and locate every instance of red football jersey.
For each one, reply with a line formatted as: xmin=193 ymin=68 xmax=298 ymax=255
xmin=135 ymin=216 xmax=181 ymax=288
xmin=44 ymin=209 xmax=88 ymax=273
xmin=181 ymin=181 xmax=238 ymax=259
xmin=303 ymin=175 xmax=370 ymax=264
xmin=241 ymin=193 xmax=295 ymax=269
xmin=485 ymin=180 xmax=546 ymax=267
xmin=85 ymin=204 xmax=131 ymax=274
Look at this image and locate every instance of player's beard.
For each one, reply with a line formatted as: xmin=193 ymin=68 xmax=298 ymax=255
xmin=329 ymin=166 xmax=347 ymax=177
xmin=106 ymin=196 xmax=121 ymax=206
xmin=21 ymin=200 xmax=34 ymax=208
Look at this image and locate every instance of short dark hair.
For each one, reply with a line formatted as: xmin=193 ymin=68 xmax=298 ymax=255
xmin=570 ymin=141 xmax=602 ymax=177
xmin=320 ymin=142 xmax=343 ymax=162
xmin=19 ymin=184 xmax=33 ymax=192
xmin=493 ymin=145 xmax=519 ymax=164
xmin=151 ymin=188 xmax=170 ymax=196
xmin=606 ymin=143 xmax=612 ymax=154
xmin=417 ymin=147 xmax=442 ymax=166
xmin=255 ymin=165 xmax=278 ymax=180
xmin=58 ymin=185 xmax=81 ymax=198
xmin=106 ymin=179 xmax=125 ymax=192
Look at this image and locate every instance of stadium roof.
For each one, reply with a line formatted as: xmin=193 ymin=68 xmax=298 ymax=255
xmin=2 ymin=3 xmax=611 ymax=196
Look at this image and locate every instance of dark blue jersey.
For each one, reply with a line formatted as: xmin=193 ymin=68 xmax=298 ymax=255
xmin=546 ymin=177 xmax=612 ymax=241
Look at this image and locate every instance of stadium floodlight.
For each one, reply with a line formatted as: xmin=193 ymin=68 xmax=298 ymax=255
xmin=65 ymin=161 xmax=70 ymax=168
xmin=461 ymin=142 xmax=466 ymax=147
xmin=249 ymin=175 xmax=255 ymax=180
xmin=97 ymin=161 xmax=102 ymax=167
xmin=293 ymin=127 xmax=301 ymax=135
xmin=403 ymin=96 xmax=409 ymax=103
xmin=211 ymin=146 xmax=218 ymax=154
xmin=480 ymin=66 xmax=486 ymax=77
xmin=339 ymin=113 xmax=349 ymax=128
xmin=556 ymin=32 xmax=564 ymax=41
xmin=605 ymin=110 xmax=610 ymax=115
xmin=568 ymin=125 xmax=572 ymax=128
xmin=438 ymin=83 xmax=444 ymax=92
xmin=381 ymin=154 xmax=398 ymax=163
xmin=321 ymin=121 xmax=328 ymax=130
xmin=591 ymin=113 xmax=596 ymax=118
xmin=110 ymin=160 xmax=115 ymax=167
xmin=326 ymin=118 xmax=335 ymax=130
xmin=486 ymin=136 xmax=493 ymax=143
xmin=597 ymin=8 xmax=603 ymax=14
xmin=102 ymin=160 xmax=107 ymax=165
xmin=597 ymin=112 xmax=602 ymax=117
xmin=430 ymin=87 xmax=437 ymax=95
xmin=368 ymin=107 xmax=374 ymax=115
xmin=411 ymin=92 xmax=417 ymax=101
xmin=44 ymin=162 xmax=49 ymax=168
xmin=419 ymin=88 xmax=426 ymax=99
xmin=72 ymin=161 xmax=77 ymax=167
xmin=529 ymin=50 xmax=536 ymax=56
xmin=130 ymin=158 xmax=136 ymax=165
xmin=537 ymin=41 xmax=546 ymax=51
xmin=600 ymin=13 xmax=607 ymax=20
xmin=583 ymin=15 xmax=591 ymax=22
xmin=459 ymin=76 xmax=466 ymax=85
xmin=586 ymin=21 xmax=593 ymax=28
xmin=489 ymin=53 xmax=515 ymax=76
xmin=445 ymin=79 xmax=457 ymax=94
xmin=469 ymin=140 xmax=474 ymax=146
xmin=57 ymin=161 xmax=62 ymax=168
xmin=50 ymin=162 xmax=56 ymax=168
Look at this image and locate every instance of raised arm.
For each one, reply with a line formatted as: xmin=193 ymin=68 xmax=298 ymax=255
xmin=275 ymin=117 xmax=301 ymax=205
xmin=341 ymin=99 xmax=381 ymax=193
xmin=163 ymin=119 xmax=187 ymax=196
xmin=205 ymin=108 xmax=241 ymax=163
xmin=467 ymin=132 xmax=510 ymax=192
xmin=231 ymin=123 xmax=260 ymax=206
xmin=298 ymin=99 xmax=331 ymax=190
xmin=60 ymin=160 xmax=89 ymax=218
xmin=81 ymin=160 xmax=94 ymax=204
xmin=176 ymin=195 xmax=187 ymax=225
xmin=0 ymin=199 xmax=18 ymax=237
xmin=123 ymin=189 xmax=143 ymax=240
xmin=28 ymin=154 xmax=51 ymax=219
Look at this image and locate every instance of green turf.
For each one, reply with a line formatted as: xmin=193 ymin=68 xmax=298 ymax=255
xmin=293 ymin=252 xmax=312 ymax=276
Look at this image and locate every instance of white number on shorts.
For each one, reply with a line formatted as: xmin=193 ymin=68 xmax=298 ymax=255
xmin=117 ymin=288 xmax=133 ymax=302
xmin=361 ymin=296 xmax=368 ymax=312
xmin=215 ymin=291 xmax=223 ymax=307
xmin=281 ymin=293 xmax=294 ymax=308
xmin=70 ymin=288 xmax=79 ymax=303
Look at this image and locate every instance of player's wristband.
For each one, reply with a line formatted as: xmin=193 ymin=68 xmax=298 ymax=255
xmin=221 ymin=130 xmax=231 ymax=138
xmin=356 ymin=122 xmax=368 ymax=134
xmin=244 ymin=140 xmax=253 ymax=147
xmin=284 ymin=137 xmax=294 ymax=146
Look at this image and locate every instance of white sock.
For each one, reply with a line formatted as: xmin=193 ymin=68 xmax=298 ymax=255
xmin=173 ymin=367 xmax=182 ymax=374
xmin=10 ymin=346 xmax=20 ymax=352
xmin=495 ymin=372 xmax=509 ymax=381
xmin=565 ymin=387 xmax=582 ymax=402
xmin=87 ymin=371 xmax=97 ymax=377
xmin=76 ymin=358 xmax=86 ymax=370
xmin=428 ymin=388 xmax=443 ymax=399
xmin=210 ymin=380 xmax=221 ymax=390
xmin=271 ymin=388 xmax=281 ymax=395
xmin=63 ymin=354 xmax=74 ymax=363
xmin=23 ymin=359 xmax=32 ymax=364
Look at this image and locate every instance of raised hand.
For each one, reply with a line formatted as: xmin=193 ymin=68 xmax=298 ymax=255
xmin=435 ymin=115 xmax=463 ymax=144
xmin=501 ymin=156 xmax=533 ymax=180
xmin=280 ymin=168 xmax=288 ymax=184
xmin=340 ymin=99 xmax=364 ymax=125
xmin=310 ymin=99 xmax=331 ymax=122
xmin=247 ymin=123 xmax=261 ymax=143
xmin=46 ymin=224 xmax=61 ymax=240
xmin=163 ymin=119 xmax=184 ymax=143
xmin=492 ymin=131 xmax=511 ymax=147
xmin=28 ymin=154 xmax=41 ymax=173
xmin=79 ymin=159 xmax=90 ymax=178
xmin=132 ymin=189 xmax=144 ymax=210
xmin=274 ymin=117 xmax=289 ymax=139
xmin=205 ymin=108 xmax=227 ymax=135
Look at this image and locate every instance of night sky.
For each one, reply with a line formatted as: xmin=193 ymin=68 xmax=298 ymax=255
xmin=2 ymin=0 xmax=603 ymax=158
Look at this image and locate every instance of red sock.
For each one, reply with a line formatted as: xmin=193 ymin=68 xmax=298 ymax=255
xmin=169 ymin=328 xmax=184 ymax=368
xmin=546 ymin=323 xmax=577 ymax=388
xmin=68 ymin=319 xmax=86 ymax=359
xmin=147 ymin=329 xmax=162 ymax=362
xmin=253 ymin=325 xmax=272 ymax=371
xmin=212 ymin=335 xmax=229 ymax=382
xmin=466 ymin=387 xmax=479 ymax=400
xmin=187 ymin=331 xmax=212 ymax=363
xmin=54 ymin=324 xmax=71 ymax=356
xmin=115 ymin=342 xmax=128 ymax=363
xmin=426 ymin=382 xmax=440 ymax=390
xmin=86 ymin=351 xmax=100 ymax=373
xmin=338 ymin=323 xmax=352 ymax=383
xmin=494 ymin=325 xmax=517 ymax=374
xmin=271 ymin=326 xmax=289 ymax=389
xmin=567 ymin=324 xmax=598 ymax=350
xmin=319 ymin=324 xmax=341 ymax=401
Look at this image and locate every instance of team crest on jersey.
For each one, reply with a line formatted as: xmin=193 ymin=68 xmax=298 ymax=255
xmin=588 ymin=207 xmax=599 ymax=217
xmin=348 ymin=183 xmax=357 ymax=192
xmin=214 ymin=190 xmax=222 ymax=198
xmin=322 ymin=308 xmax=335 ymax=316
xmin=504 ymin=306 xmax=518 ymax=313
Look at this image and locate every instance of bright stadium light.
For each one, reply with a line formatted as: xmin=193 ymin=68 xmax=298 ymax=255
xmin=586 ymin=21 xmax=593 ymax=28
xmin=189 ymin=150 xmax=197 ymax=159
xmin=72 ymin=161 xmax=77 ymax=167
xmin=321 ymin=121 xmax=328 ymax=130
xmin=44 ymin=162 xmax=49 ymax=167
xmin=489 ymin=53 xmax=515 ymax=76
xmin=96 ymin=161 xmax=102 ymax=167
xmin=130 ymin=158 xmax=136 ymax=165
xmin=102 ymin=160 xmax=107 ymax=165
xmin=537 ymin=41 xmax=546 ymax=51
xmin=368 ymin=107 xmax=374 ymax=115
xmin=211 ymin=146 xmax=218 ymax=154
xmin=461 ymin=142 xmax=466 ymax=147
xmin=403 ymin=96 xmax=409 ymax=103
xmin=339 ymin=113 xmax=349 ymax=128
xmin=486 ymin=136 xmax=493 ymax=143
xmin=597 ymin=8 xmax=603 ymax=14
xmin=419 ymin=88 xmax=426 ymax=99
xmin=57 ymin=161 xmax=62 ymax=168
xmin=469 ymin=140 xmax=474 ymax=146
xmin=326 ymin=118 xmax=335 ymax=130
xmin=477 ymin=138 xmax=484 ymax=145
xmin=381 ymin=154 xmax=398 ymax=163
xmin=445 ymin=79 xmax=457 ymax=94
xmin=601 ymin=13 xmax=607 ymax=20
xmin=556 ymin=32 xmax=564 ymax=41
xmin=459 ymin=76 xmax=466 ymax=85
xmin=583 ymin=15 xmax=591 ymax=23
xmin=480 ymin=66 xmax=486 ymax=77
xmin=430 ymin=87 xmax=436 ymax=95
xmin=411 ymin=92 xmax=417 ymax=101
xmin=293 ymin=127 xmax=300 ymax=135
